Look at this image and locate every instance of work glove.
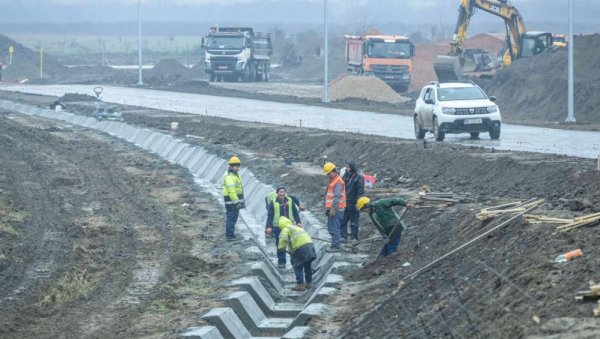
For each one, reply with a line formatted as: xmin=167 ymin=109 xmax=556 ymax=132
xmin=405 ymin=203 xmax=413 ymax=209
xmin=235 ymin=202 xmax=242 ymax=210
xmin=265 ymin=227 xmax=273 ymax=235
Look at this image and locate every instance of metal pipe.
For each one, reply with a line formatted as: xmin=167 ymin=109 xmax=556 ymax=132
xmin=137 ymin=0 xmax=144 ymax=86
xmin=322 ymin=0 xmax=329 ymax=103
xmin=566 ymin=0 xmax=575 ymax=122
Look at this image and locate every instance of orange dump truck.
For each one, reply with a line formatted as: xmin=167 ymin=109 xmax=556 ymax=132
xmin=344 ymin=34 xmax=415 ymax=92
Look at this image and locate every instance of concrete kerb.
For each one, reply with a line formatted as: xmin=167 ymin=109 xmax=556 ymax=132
xmin=201 ymin=308 xmax=253 ymax=339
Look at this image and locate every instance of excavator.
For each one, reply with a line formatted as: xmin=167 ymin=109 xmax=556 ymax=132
xmin=434 ymin=0 xmax=553 ymax=82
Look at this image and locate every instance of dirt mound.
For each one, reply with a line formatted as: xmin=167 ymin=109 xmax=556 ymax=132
xmin=0 ymin=34 xmax=66 ymax=82
xmin=479 ymin=34 xmax=600 ymax=124
xmin=412 ymin=43 xmax=449 ymax=91
xmin=144 ymin=59 xmax=195 ymax=86
xmin=329 ymin=76 xmax=410 ymax=105
xmin=465 ymin=33 xmax=505 ymax=57
xmin=58 ymin=93 xmax=97 ymax=102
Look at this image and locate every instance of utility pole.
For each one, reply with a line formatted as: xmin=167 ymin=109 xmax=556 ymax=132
xmin=137 ymin=0 xmax=144 ymax=86
xmin=322 ymin=0 xmax=329 ymax=103
xmin=565 ymin=0 xmax=575 ymax=122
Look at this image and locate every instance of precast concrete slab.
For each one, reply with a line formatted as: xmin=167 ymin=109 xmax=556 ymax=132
xmin=156 ymin=136 xmax=177 ymax=156
xmin=289 ymin=303 xmax=329 ymax=328
xmin=150 ymin=134 xmax=170 ymax=153
xmin=183 ymin=150 xmax=206 ymax=172
xmin=201 ymin=308 xmax=252 ymax=339
xmin=167 ymin=143 xmax=187 ymax=163
xmin=225 ymin=291 xmax=293 ymax=335
xmin=180 ymin=326 xmax=224 ymax=339
xmin=250 ymin=262 xmax=284 ymax=293
xmin=229 ymin=276 xmax=303 ymax=319
xmin=174 ymin=145 xmax=194 ymax=164
xmin=207 ymin=161 xmax=228 ymax=183
xmin=193 ymin=153 xmax=214 ymax=174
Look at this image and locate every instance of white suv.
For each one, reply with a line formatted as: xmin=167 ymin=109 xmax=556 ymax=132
xmin=414 ymin=82 xmax=501 ymax=141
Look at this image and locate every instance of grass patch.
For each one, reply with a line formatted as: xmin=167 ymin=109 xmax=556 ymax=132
xmin=0 ymin=222 xmax=19 ymax=236
xmin=39 ymin=267 xmax=98 ymax=307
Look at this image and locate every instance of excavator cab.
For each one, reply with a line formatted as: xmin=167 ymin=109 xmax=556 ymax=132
xmin=520 ymin=32 xmax=553 ymax=57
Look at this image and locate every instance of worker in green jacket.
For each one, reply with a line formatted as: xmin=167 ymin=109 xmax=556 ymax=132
xmin=356 ymin=197 xmax=412 ymax=257
xmin=222 ymin=156 xmax=244 ymax=241
xmin=278 ymin=216 xmax=317 ymax=291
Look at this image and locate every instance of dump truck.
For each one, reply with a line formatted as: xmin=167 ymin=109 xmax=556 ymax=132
xmin=434 ymin=0 xmax=553 ymax=82
xmin=344 ymin=34 xmax=415 ymax=92
xmin=202 ymin=27 xmax=273 ymax=82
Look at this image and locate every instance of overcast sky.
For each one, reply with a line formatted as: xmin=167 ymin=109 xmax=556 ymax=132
xmin=0 ymin=0 xmax=598 ymax=34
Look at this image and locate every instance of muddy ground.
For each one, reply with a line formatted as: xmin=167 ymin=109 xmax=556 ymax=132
xmin=1 ymin=90 xmax=598 ymax=337
xmin=0 ymin=106 xmax=270 ymax=338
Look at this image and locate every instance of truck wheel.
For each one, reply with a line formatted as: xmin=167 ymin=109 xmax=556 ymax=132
xmin=489 ymin=125 xmax=501 ymax=139
xmin=260 ymin=64 xmax=267 ymax=81
xmin=209 ymin=74 xmax=216 ymax=82
xmin=433 ymin=117 xmax=445 ymax=141
xmin=414 ymin=116 xmax=426 ymax=139
xmin=242 ymin=65 xmax=251 ymax=82
xmin=249 ymin=66 xmax=256 ymax=82
xmin=470 ymin=132 xmax=480 ymax=139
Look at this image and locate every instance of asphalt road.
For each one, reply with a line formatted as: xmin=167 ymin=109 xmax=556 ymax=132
xmin=2 ymin=84 xmax=599 ymax=159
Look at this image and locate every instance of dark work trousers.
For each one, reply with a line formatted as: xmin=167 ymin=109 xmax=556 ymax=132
xmin=340 ymin=206 xmax=360 ymax=240
xmin=225 ymin=208 xmax=239 ymax=238
xmin=292 ymin=244 xmax=316 ymax=284
xmin=379 ymin=232 xmax=402 ymax=257
xmin=272 ymin=227 xmax=287 ymax=265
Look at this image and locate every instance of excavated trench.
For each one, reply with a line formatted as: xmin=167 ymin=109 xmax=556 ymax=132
xmin=0 ymin=99 xmax=352 ymax=339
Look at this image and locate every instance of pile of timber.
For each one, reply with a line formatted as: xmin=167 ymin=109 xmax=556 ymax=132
xmin=555 ymin=212 xmax=600 ymax=233
xmin=366 ymin=187 xmax=407 ymax=198
xmin=416 ymin=191 xmax=473 ymax=208
xmin=575 ymin=282 xmax=600 ymax=316
xmin=476 ymin=199 xmax=544 ymax=221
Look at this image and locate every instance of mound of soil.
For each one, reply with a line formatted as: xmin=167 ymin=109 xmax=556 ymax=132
xmin=479 ymin=34 xmax=600 ymax=124
xmin=0 ymin=34 xmax=66 ymax=82
xmin=329 ymin=76 xmax=410 ymax=105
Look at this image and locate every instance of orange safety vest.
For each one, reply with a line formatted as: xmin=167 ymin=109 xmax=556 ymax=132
xmin=324 ymin=174 xmax=347 ymax=209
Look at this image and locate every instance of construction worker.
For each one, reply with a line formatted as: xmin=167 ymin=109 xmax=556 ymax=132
xmin=340 ymin=160 xmax=364 ymax=244
xmin=222 ymin=156 xmax=244 ymax=241
xmin=265 ymin=186 xmax=302 ymax=268
xmin=356 ymin=196 xmax=413 ymax=257
xmin=323 ymin=162 xmax=346 ymax=252
xmin=278 ymin=216 xmax=317 ymax=291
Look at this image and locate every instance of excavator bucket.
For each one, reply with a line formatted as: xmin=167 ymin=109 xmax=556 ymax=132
xmin=434 ymin=49 xmax=494 ymax=82
xmin=433 ymin=55 xmax=462 ymax=82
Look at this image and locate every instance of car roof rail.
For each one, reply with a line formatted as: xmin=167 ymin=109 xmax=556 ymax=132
xmin=427 ymin=81 xmax=440 ymax=87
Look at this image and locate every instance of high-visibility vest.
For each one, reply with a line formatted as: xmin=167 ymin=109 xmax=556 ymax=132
xmin=222 ymin=171 xmax=244 ymax=206
xmin=324 ymin=174 xmax=346 ymax=209
xmin=273 ymin=197 xmax=295 ymax=227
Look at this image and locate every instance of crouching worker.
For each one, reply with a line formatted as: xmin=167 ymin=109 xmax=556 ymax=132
xmin=278 ymin=216 xmax=317 ymax=291
xmin=356 ymin=196 xmax=413 ymax=258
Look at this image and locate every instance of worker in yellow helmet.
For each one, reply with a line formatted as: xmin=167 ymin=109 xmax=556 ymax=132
xmin=323 ymin=162 xmax=346 ymax=252
xmin=278 ymin=216 xmax=316 ymax=291
xmin=357 ymin=196 xmax=412 ymax=257
xmin=222 ymin=156 xmax=244 ymax=240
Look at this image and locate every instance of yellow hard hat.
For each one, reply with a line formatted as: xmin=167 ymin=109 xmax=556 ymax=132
xmin=228 ymin=156 xmax=241 ymax=165
xmin=356 ymin=196 xmax=371 ymax=210
xmin=323 ymin=162 xmax=336 ymax=175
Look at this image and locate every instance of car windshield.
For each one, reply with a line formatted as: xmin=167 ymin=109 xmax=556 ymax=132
xmin=366 ymin=41 xmax=411 ymax=59
xmin=207 ymin=36 xmax=245 ymax=49
xmin=437 ymin=87 xmax=487 ymax=101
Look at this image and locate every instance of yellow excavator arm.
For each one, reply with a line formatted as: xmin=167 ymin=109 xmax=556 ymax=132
xmin=436 ymin=0 xmax=528 ymax=81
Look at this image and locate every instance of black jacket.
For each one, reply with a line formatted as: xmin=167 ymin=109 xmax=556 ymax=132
xmin=342 ymin=162 xmax=365 ymax=206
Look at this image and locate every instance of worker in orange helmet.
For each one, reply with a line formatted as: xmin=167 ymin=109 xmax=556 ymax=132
xmin=323 ymin=162 xmax=346 ymax=252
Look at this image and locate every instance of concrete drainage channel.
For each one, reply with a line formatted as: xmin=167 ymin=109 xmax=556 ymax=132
xmin=1 ymin=99 xmax=350 ymax=338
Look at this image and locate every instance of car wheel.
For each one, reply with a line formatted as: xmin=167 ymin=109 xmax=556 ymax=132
xmin=470 ymin=132 xmax=480 ymax=139
xmin=489 ymin=125 xmax=501 ymax=139
xmin=414 ymin=116 xmax=426 ymax=139
xmin=433 ymin=117 xmax=445 ymax=141
xmin=209 ymin=74 xmax=216 ymax=82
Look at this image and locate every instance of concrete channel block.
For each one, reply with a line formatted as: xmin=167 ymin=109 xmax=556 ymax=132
xmin=290 ymin=303 xmax=329 ymax=328
xmin=157 ymin=137 xmax=178 ymax=157
xmin=225 ymin=291 xmax=293 ymax=335
xmin=193 ymin=154 xmax=214 ymax=174
xmin=201 ymin=308 xmax=252 ymax=339
xmin=180 ymin=326 xmax=224 ymax=339
xmin=174 ymin=145 xmax=194 ymax=165
xmin=167 ymin=143 xmax=187 ymax=163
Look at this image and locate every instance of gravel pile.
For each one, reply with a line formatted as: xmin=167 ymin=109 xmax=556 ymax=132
xmin=329 ymin=76 xmax=410 ymax=104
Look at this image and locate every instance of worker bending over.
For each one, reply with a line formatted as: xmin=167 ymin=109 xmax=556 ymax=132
xmin=265 ymin=186 xmax=302 ymax=268
xmin=357 ymin=197 xmax=412 ymax=257
xmin=278 ymin=216 xmax=317 ymax=291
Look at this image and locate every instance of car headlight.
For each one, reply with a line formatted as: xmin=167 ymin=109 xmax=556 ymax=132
xmin=442 ymin=107 xmax=456 ymax=114
xmin=487 ymin=105 xmax=498 ymax=113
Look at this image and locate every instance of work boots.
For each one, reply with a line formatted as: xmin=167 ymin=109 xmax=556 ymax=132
xmin=305 ymin=282 xmax=312 ymax=289
xmin=291 ymin=284 xmax=306 ymax=292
